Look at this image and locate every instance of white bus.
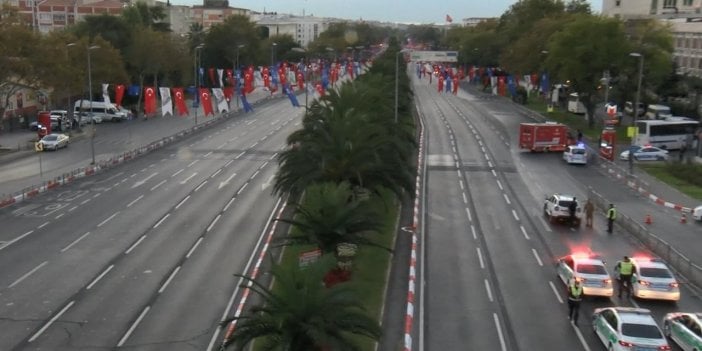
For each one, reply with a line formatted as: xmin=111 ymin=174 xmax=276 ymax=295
xmin=567 ymin=93 xmax=586 ymax=114
xmin=634 ymin=120 xmax=699 ymax=150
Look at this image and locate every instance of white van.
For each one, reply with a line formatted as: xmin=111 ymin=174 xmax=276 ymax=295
xmin=645 ymin=104 xmax=673 ymax=120
xmin=74 ymin=100 xmax=127 ymax=122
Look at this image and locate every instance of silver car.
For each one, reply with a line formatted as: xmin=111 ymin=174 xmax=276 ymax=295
xmin=39 ymin=133 xmax=69 ymax=151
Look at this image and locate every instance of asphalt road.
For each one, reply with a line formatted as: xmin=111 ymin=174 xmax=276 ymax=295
xmin=415 ymin=73 xmax=701 ymax=351
xmin=0 ymin=95 xmax=303 ymax=350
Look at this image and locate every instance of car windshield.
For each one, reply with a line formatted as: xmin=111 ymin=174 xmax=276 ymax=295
xmin=639 ymin=267 xmax=673 ymax=278
xmin=576 ymin=264 xmax=607 ymax=275
xmin=570 ymin=148 xmax=586 ymax=155
xmin=43 ymin=135 xmax=57 ymax=141
xmin=621 ymin=323 xmax=662 ymax=339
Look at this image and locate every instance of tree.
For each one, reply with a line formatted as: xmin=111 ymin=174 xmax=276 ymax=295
xmin=124 ymin=28 xmax=173 ymax=114
xmin=203 ymin=15 xmax=262 ymax=70
xmin=70 ymin=14 xmax=133 ymax=54
xmin=545 ymin=15 xmax=630 ymax=127
xmin=498 ymin=0 xmax=566 ymax=43
xmin=565 ymin=0 xmax=592 ymax=14
xmin=277 ymin=182 xmax=386 ymax=254
xmin=121 ymin=1 xmax=170 ymax=32
xmin=499 ymin=16 xmax=571 ymax=75
xmin=221 ymin=256 xmax=382 ymax=351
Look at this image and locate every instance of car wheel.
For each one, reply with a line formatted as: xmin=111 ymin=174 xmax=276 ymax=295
xmin=608 ymin=344 xmax=614 ymax=351
xmin=549 ymin=214 xmax=556 ymax=224
xmin=663 ymin=321 xmax=671 ymax=337
xmin=656 ymin=156 xmax=664 ymax=161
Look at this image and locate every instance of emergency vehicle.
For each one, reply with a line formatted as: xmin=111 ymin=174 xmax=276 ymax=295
xmin=592 ymin=307 xmax=670 ymax=351
xmin=663 ymin=312 xmax=702 ymax=351
xmin=563 ymin=143 xmax=588 ymax=165
xmin=556 ymin=253 xmax=613 ymax=297
xmin=519 ymin=122 xmax=570 ymax=152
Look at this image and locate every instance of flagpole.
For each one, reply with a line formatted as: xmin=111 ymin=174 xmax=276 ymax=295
xmin=194 ymin=44 xmax=204 ymax=125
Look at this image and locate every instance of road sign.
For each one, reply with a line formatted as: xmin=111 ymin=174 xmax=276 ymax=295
xmin=299 ymin=248 xmax=322 ymax=268
xmin=35 ymin=142 xmax=43 ymax=152
xmin=409 ymin=51 xmax=459 ymax=63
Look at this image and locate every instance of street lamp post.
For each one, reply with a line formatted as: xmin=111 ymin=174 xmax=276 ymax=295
xmin=235 ymin=44 xmax=245 ymax=109
xmin=68 ymin=42 xmax=100 ymax=165
xmin=271 ymin=42 xmax=277 ymax=67
xmin=194 ymin=44 xmax=204 ymax=125
xmin=629 ymin=52 xmax=645 ymax=175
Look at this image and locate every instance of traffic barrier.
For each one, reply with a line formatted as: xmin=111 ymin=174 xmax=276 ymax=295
xmin=645 ymin=214 xmax=652 ymax=225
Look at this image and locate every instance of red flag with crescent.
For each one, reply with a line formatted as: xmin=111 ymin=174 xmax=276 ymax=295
xmin=208 ymin=68 xmax=216 ymax=87
xmin=226 ymin=69 xmax=234 ymax=86
xmin=315 ymin=82 xmax=325 ymax=96
xmin=199 ymin=88 xmax=214 ymax=116
xmin=172 ymin=87 xmax=188 ymax=116
xmin=223 ymin=87 xmax=233 ymax=102
xmin=144 ymin=86 xmax=157 ymax=115
xmin=115 ymin=84 xmax=125 ymax=107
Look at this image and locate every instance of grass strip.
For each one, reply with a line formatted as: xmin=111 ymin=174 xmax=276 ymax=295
xmin=638 ymin=164 xmax=702 ymax=201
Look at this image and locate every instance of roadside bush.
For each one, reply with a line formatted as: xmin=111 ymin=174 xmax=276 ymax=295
xmin=668 ymin=163 xmax=702 ymax=187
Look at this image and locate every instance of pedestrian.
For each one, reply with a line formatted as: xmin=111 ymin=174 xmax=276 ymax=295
xmin=679 ymin=143 xmax=687 ymax=162
xmin=606 ymin=204 xmax=617 ymax=234
xmin=569 ymin=197 xmax=578 ymax=227
xmin=615 ymin=256 xmax=634 ymax=298
xmin=567 ymin=279 xmax=583 ymax=325
xmin=584 ymin=199 xmax=594 ymax=227
xmin=577 ymin=129 xmax=583 ymax=143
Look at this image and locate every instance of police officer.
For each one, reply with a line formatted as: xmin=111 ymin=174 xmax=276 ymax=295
xmin=615 ymin=256 xmax=634 ymax=298
xmin=567 ymin=279 xmax=583 ymax=325
xmin=607 ymin=204 xmax=617 ymax=233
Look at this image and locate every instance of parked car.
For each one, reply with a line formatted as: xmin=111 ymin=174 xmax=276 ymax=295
xmin=624 ymin=101 xmax=645 ymax=118
xmin=693 ymin=205 xmax=702 ymax=221
xmin=79 ymin=112 xmax=103 ymax=124
xmin=619 ymin=145 xmax=669 ymax=161
xmin=39 ymin=133 xmax=69 ymax=151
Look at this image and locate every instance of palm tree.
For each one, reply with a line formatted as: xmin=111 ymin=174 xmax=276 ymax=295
xmin=221 ymin=256 xmax=382 ymax=350
xmin=277 ymin=182 xmax=388 ymax=254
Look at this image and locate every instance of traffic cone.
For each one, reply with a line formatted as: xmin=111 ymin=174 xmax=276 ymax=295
xmin=645 ymin=214 xmax=652 ymax=225
xmin=681 ymin=214 xmax=687 ymax=224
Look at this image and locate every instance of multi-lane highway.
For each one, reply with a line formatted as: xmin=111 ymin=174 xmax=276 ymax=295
xmin=0 ymin=95 xmax=301 ymax=350
xmin=414 ymin=72 xmax=701 ymax=350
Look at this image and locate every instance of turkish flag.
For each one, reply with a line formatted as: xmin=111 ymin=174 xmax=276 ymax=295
xmin=199 ymin=88 xmax=214 ymax=116
xmin=296 ymin=72 xmax=304 ymax=90
xmin=315 ymin=82 xmax=325 ymax=97
xmin=208 ymin=68 xmax=216 ymax=87
xmin=172 ymin=87 xmax=188 ymax=116
xmin=115 ymin=84 xmax=125 ymax=107
xmin=226 ymin=69 xmax=234 ymax=86
xmin=278 ymin=67 xmax=287 ymax=85
xmin=223 ymin=86 xmax=233 ymax=102
xmin=144 ymin=86 xmax=157 ymax=115
xmin=446 ymin=14 xmax=453 ymax=23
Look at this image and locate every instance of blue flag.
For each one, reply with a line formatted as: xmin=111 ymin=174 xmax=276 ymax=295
xmin=241 ymin=93 xmax=253 ymax=113
xmin=445 ymin=76 xmax=452 ymax=93
xmin=540 ymin=72 xmax=550 ymax=95
xmin=508 ymin=75 xmax=517 ymax=97
xmin=283 ymin=83 xmax=300 ymax=107
xmin=128 ymin=85 xmax=140 ymax=96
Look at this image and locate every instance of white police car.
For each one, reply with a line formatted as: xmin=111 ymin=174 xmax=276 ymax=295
xmin=663 ymin=312 xmax=702 ymax=351
xmin=556 ymin=253 xmax=613 ymax=297
xmin=593 ymin=307 xmax=671 ymax=351
xmin=629 ymin=257 xmax=680 ymax=302
xmin=563 ymin=144 xmax=588 ymax=165
xmin=620 ymin=145 xmax=669 ymax=161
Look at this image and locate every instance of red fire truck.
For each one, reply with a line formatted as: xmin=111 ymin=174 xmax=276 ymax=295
xmin=519 ymin=122 xmax=572 ymax=152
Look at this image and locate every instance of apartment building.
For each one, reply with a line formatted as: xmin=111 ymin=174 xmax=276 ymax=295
xmin=253 ymin=14 xmax=336 ymax=48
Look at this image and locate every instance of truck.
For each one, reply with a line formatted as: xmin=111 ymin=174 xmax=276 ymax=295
xmin=519 ymin=122 xmax=570 ymax=152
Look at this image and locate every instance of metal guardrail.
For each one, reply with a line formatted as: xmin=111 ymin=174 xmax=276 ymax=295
xmin=588 ymin=187 xmax=702 ymax=291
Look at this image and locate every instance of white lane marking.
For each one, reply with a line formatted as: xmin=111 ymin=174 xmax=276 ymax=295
xmin=127 ymin=195 xmax=144 ymax=208
xmin=250 ymin=142 xmax=258 ymax=148
xmin=158 ymin=266 xmax=181 ymax=293
xmin=98 ymin=212 xmax=120 ymax=227
xmin=207 ymin=214 xmax=221 ymax=232
xmin=496 ymin=179 xmax=503 ymax=190
xmin=61 ymin=232 xmax=91 ymax=252
xmin=485 ymin=279 xmax=493 ymax=302
xmin=117 ymin=306 xmax=151 ymax=347
xmin=194 ymin=180 xmax=208 ymax=192
xmin=471 ymin=225 xmax=477 ymax=240
xmin=229 ymin=136 xmax=238 ymax=142
xmin=172 ymin=169 xmax=184 ymax=177
xmin=237 ymin=183 xmax=248 ymax=195
xmin=186 ymin=237 xmax=203 ymax=258
xmin=86 ymin=265 xmax=114 ymax=290
xmin=503 ymin=194 xmax=511 ymax=205
xmin=219 ymin=172 xmax=237 ymax=190
xmin=465 ymin=208 xmax=472 ymax=222
xmin=130 ymin=173 xmax=137 ymax=178
xmin=154 ymin=214 xmax=170 ymax=228
xmin=131 ymin=172 xmax=158 ymax=189
xmin=223 ymin=197 xmax=236 ymax=211
xmin=488 ymin=160 xmax=493 ymax=168
xmin=549 ymin=281 xmax=564 ymax=304
xmin=520 ymin=226 xmax=530 ymax=240
xmin=55 ymin=213 xmax=64 ymax=219
xmin=484 ymin=154 xmax=490 ymax=161
xmin=38 ymin=221 xmax=50 ymax=229
xmin=180 ymin=173 xmax=197 ymax=184
xmin=573 ymin=324 xmax=592 ymax=351
xmin=224 ymin=160 xmax=234 ymax=167
xmin=261 ymin=175 xmax=275 ymax=190
xmin=459 ymin=180 xmax=464 ymax=190
xmin=252 ymin=170 xmax=260 ymax=179
xmin=150 ymin=179 xmax=167 ymax=191
xmin=211 ymin=169 xmax=222 ymax=178
xmin=476 ymin=247 xmax=485 ymax=269
xmin=532 ymin=249 xmax=543 ymax=266
xmin=175 ymin=196 xmax=191 ymax=210
xmin=204 ymin=151 xmax=213 ymax=158
xmin=491 ymin=169 xmax=497 ymax=177
xmin=68 ymin=206 xmax=78 ymax=212
xmin=81 ymin=199 xmax=91 ymax=205
xmin=493 ymin=313 xmax=507 ymax=351
xmin=235 ymin=151 xmax=245 ymax=159
xmin=9 ymin=261 xmax=48 ymax=288
xmin=28 ymin=301 xmax=75 ymax=342
xmin=512 ymin=210 xmax=520 ymax=221
xmin=217 ymin=142 xmax=226 ymax=149
xmin=125 ymin=235 xmax=147 ymax=254
xmin=93 ymin=193 xmax=102 ymax=198
xmin=461 ymin=193 xmax=468 ymax=204
xmin=187 ymin=160 xmax=199 ymax=167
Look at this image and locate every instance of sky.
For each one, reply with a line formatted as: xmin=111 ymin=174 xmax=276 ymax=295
xmin=170 ymin=0 xmax=602 ymax=24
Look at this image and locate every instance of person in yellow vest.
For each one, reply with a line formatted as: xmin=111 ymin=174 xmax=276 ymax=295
xmin=607 ymin=204 xmax=617 ymax=233
xmin=615 ymin=256 xmax=634 ymax=298
xmin=567 ymin=279 xmax=583 ymax=325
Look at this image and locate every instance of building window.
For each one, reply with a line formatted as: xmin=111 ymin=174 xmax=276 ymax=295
xmin=615 ymin=0 xmax=621 ymax=6
xmin=651 ymin=0 xmax=658 ymax=14
xmin=683 ymin=0 xmax=693 ymax=5
xmin=663 ymin=0 xmax=677 ymax=8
